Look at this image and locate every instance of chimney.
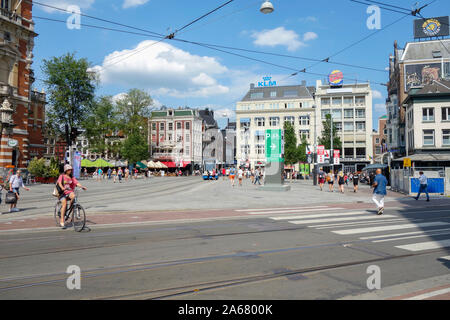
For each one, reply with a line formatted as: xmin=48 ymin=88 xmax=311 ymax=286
xmin=250 ymin=83 xmax=255 ymax=89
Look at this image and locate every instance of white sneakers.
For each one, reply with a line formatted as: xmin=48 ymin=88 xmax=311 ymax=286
xmin=9 ymin=208 xmax=19 ymax=213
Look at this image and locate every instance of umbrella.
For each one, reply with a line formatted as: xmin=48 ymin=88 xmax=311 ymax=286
xmin=155 ymin=161 xmax=167 ymax=169
xmin=136 ymin=161 xmax=147 ymax=169
xmin=141 ymin=160 xmax=148 ymax=166
xmin=147 ymin=161 xmax=157 ymax=168
xmin=91 ymin=158 xmax=113 ymax=167
xmin=81 ymin=159 xmax=95 ymax=167
xmin=361 ymin=164 xmax=388 ymax=171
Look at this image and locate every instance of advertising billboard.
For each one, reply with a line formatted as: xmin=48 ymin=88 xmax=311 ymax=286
xmin=404 ymin=61 xmax=450 ymax=92
xmin=265 ymin=129 xmax=284 ymax=162
xmin=414 ymin=16 xmax=449 ymax=39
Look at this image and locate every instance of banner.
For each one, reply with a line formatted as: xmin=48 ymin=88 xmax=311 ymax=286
xmin=414 ymin=16 xmax=449 ymax=39
xmin=317 ymin=145 xmax=325 ymax=164
xmin=265 ymin=129 xmax=284 ymax=162
xmin=73 ymin=151 xmax=81 ymax=179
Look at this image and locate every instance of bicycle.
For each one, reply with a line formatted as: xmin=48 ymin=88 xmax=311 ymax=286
xmin=54 ymin=190 xmax=86 ymax=232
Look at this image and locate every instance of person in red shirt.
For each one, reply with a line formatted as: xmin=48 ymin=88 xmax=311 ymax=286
xmin=57 ymin=164 xmax=87 ymax=229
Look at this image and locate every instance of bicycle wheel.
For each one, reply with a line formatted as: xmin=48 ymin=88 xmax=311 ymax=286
xmin=54 ymin=201 xmax=62 ymax=226
xmin=72 ymin=204 xmax=86 ymax=232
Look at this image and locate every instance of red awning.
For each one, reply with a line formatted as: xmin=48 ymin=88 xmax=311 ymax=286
xmin=161 ymin=161 xmax=176 ymax=168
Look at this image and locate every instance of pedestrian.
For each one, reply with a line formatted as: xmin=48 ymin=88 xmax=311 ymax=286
xmin=338 ymin=171 xmax=345 ymax=193
xmin=125 ymin=168 xmax=129 ymax=181
xmin=344 ymin=173 xmax=348 ymax=186
xmin=222 ymin=167 xmax=226 ymax=180
xmin=254 ymin=167 xmax=261 ymax=185
xmin=238 ymin=167 xmax=244 ymax=186
xmin=353 ymin=171 xmax=359 ymax=193
xmin=230 ymin=167 xmax=236 ymax=186
xmin=8 ymin=169 xmax=30 ymax=212
xmin=118 ymin=168 xmax=123 ymax=183
xmin=318 ymin=167 xmax=326 ymax=191
xmin=372 ymin=168 xmax=388 ymax=215
xmin=97 ymin=167 xmax=103 ymax=182
xmin=112 ymin=168 xmax=117 ymax=183
xmin=327 ymin=171 xmax=334 ymax=192
xmin=415 ymin=171 xmax=430 ymax=201
xmin=107 ymin=167 xmax=112 ymax=180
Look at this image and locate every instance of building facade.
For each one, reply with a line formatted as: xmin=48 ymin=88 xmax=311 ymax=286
xmin=235 ymin=82 xmax=316 ymax=169
xmin=372 ymin=115 xmax=387 ymax=163
xmin=0 ymin=0 xmax=38 ymax=174
xmin=149 ymin=108 xmax=203 ymax=171
xmin=315 ymin=79 xmax=374 ymax=172
xmin=386 ymin=39 xmax=450 ymax=159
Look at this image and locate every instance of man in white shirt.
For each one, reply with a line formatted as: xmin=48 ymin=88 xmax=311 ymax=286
xmin=415 ymin=171 xmax=430 ymax=202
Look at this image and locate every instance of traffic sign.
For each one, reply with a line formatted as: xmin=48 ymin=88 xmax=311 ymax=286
xmin=403 ymin=158 xmax=412 ymax=167
xmin=265 ymin=129 xmax=284 ymax=162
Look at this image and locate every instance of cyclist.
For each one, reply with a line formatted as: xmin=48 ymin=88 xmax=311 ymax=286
xmin=57 ymin=164 xmax=87 ymax=229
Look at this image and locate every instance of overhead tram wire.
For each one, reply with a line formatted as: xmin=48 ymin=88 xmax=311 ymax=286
xmin=33 ymin=15 xmax=389 ymax=75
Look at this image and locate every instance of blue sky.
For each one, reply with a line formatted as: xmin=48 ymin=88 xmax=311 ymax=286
xmin=31 ymin=0 xmax=450 ymax=130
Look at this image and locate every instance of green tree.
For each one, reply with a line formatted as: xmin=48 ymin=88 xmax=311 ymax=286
xmin=120 ymin=132 xmax=149 ymax=164
xmin=115 ymin=89 xmax=153 ymax=136
xmin=283 ymin=122 xmax=302 ymax=165
xmin=83 ymin=96 xmax=120 ymax=157
xmin=42 ymin=52 xmax=97 ymax=141
xmin=318 ymin=114 xmax=342 ymax=151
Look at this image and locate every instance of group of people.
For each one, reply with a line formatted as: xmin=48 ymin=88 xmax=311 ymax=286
xmin=202 ymin=167 xmax=264 ymax=187
xmin=317 ymin=168 xmax=361 ymax=193
xmin=84 ymin=167 xmax=151 ymax=183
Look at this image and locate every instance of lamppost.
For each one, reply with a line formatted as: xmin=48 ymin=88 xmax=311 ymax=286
xmin=312 ymin=105 xmax=317 ymax=185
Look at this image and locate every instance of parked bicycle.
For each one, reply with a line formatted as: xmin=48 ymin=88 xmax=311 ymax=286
xmin=54 ymin=190 xmax=86 ymax=232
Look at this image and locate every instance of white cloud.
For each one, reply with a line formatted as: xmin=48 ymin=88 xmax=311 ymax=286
xmin=251 ymin=27 xmax=317 ymax=51
xmin=38 ymin=0 xmax=95 ymax=13
xmin=93 ymin=40 xmax=230 ymax=98
xmin=122 ymin=0 xmax=149 ymax=9
xmin=374 ymin=103 xmax=386 ymax=112
xmin=251 ymin=27 xmax=304 ymax=52
xmin=372 ymin=89 xmax=383 ymax=100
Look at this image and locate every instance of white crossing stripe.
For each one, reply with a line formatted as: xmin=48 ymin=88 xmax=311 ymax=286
xmin=404 ymin=287 xmax=450 ymax=300
xmin=247 ymin=207 xmax=344 ymax=215
xmin=440 ymin=256 xmax=450 ymax=260
xmin=287 ymin=215 xmax=396 ymax=225
xmin=313 ymin=218 xmax=411 ymax=229
xmin=270 ymin=211 xmax=371 ymax=221
xmin=360 ymin=227 xmax=450 ymax=240
xmin=395 ymin=239 xmax=450 ymax=252
xmin=333 ymin=222 xmax=449 ymax=235
xmin=236 ymin=206 xmax=329 ymax=212
xmin=373 ymin=230 xmax=450 ymax=243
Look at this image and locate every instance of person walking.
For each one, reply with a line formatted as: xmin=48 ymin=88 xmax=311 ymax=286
xmin=107 ymin=167 xmax=112 ymax=180
xmin=222 ymin=167 xmax=226 ymax=180
xmin=118 ymin=168 xmax=123 ymax=183
xmin=415 ymin=171 xmax=430 ymax=201
xmin=372 ymin=168 xmax=388 ymax=215
xmin=338 ymin=171 xmax=345 ymax=193
xmin=353 ymin=171 xmax=360 ymax=193
xmin=112 ymin=168 xmax=117 ymax=183
xmin=8 ymin=169 xmax=30 ymax=212
xmin=318 ymin=167 xmax=326 ymax=191
xmin=237 ymin=167 xmax=244 ymax=186
xmin=254 ymin=168 xmax=261 ymax=185
xmin=230 ymin=167 xmax=236 ymax=186
xmin=327 ymin=171 xmax=334 ymax=192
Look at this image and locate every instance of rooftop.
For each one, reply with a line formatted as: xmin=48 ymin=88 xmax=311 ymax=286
xmin=240 ymin=83 xmax=314 ymax=102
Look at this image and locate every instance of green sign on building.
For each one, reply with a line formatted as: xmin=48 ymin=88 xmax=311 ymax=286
xmin=265 ymin=129 xmax=284 ymax=163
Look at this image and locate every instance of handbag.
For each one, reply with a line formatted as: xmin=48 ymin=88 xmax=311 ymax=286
xmin=53 ymin=183 xmax=63 ymax=198
xmin=5 ymin=191 xmax=17 ymax=204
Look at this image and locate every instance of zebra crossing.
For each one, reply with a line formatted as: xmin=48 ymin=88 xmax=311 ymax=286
xmin=241 ymin=205 xmax=450 ymax=253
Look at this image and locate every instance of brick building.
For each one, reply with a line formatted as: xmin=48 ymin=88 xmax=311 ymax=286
xmin=372 ymin=115 xmax=388 ymax=163
xmin=0 ymin=0 xmax=38 ymax=174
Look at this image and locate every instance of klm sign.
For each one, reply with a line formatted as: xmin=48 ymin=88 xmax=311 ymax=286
xmin=258 ymin=76 xmax=277 ymax=87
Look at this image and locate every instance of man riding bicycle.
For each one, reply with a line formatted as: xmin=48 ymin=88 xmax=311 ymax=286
xmin=57 ymin=164 xmax=87 ymax=229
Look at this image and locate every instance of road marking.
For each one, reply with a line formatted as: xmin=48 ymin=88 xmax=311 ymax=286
xmin=313 ymin=218 xmax=411 ymax=229
xmin=287 ymin=215 xmax=396 ymax=225
xmin=404 ymin=287 xmax=450 ymax=300
xmin=235 ymin=206 xmax=329 ymax=212
xmin=372 ymin=231 xmax=450 ymax=243
xmin=360 ymin=227 xmax=450 ymax=240
xmin=395 ymin=239 xmax=450 ymax=252
xmin=333 ymin=222 xmax=449 ymax=235
xmin=270 ymin=211 xmax=374 ymax=221
xmin=440 ymin=256 xmax=450 ymax=260
xmin=247 ymin=207 xmax=345 ymax=215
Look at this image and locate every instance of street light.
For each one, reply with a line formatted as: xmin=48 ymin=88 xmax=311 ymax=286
xmin=260 ymin=1 xmax=274 ymax=14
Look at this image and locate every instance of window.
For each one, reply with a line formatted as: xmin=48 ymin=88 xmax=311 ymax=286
xmin=240 ymin=119 xmax=250 ymax=128
xmin=375 ymin=138 xmax=380 ymax=144
xmin=270 ymin=91 xmax=277 ymax=97
xmin=269 ymin=117 xmax=279 ymax=126
xmin=256 ymin=144 xmax=265 ymax=154
xmin=321 ymin=98 xmax=330 ymax=106
xmin=442 ymin=107 xmax=450 ymax=121
xmin=283 ymin=90 xmax=298 ymax=97
xmin=355 ymin=109 xmax=365 ymax=118
xmin=299 ymin=130 xmax=310 ymax=139
xmin=332 ymin=97 xmax=342 ymax=106
xmin=321 ymin=109 xmax=330 ymax=119
xmin=176 ymin=122 xmax=182 ymax=129
xmin=168 ymin=122 xmax=173 ymax=131
xmin=299 ymin=115 xmax=310 ymax=126
xmin=335 ymin=122 xmax=342 ymax=132
xmin=284 ymin=116 xmax=295 ymax=126
xmin=356 ymin=121 xmax=366 ymax=132
xmin=152 ymin=123 xmax=156 ymax=130
xmin=185 ymin=122 xmax=190 ymax=130
xmin=241 ymin=145 xmax=250 ymax=155
xmin=1 ymin=0 xmax=10 ymax=9
xmin=356 ymin=148 xmax=366 ymax=158
xmin=255 ymin=117 xmax=265 ymax=127
xmin=344 ymin=122 xmax=354 ymax=132
xmin=250 ymin=92 xmax=264 ymax=99
xmin=423 ymin=129 xmax=435 ymax=146
xmin=185 ymin=146 xmax=190 ymax=155
xmin=443 ymin=130 xmax=450 ymax=146
xmin=159 ymin=123 xmax=165 ymax=130
xmin=255 ymin=134 xmax=265 ymax=143
xmin=285 ymin=102 xmax=295 ymax=109
xmin=422 ymin=108 xmax=434 ymax=122
xmin=344 ymin=97 xmax=353 ymax=106
xmin=185 ymin=133 xmax=190 ymax=142
xmin=355 ymin=96 xmax=365 ymax=106
xmin=168 ymin=134 xmax=172 ymax=141
xmin=269 ymin=103 xmax=279 ymax=109
xmin=344 ymin=109 xmax=354 ymax=118
xmin=332 ymin=109 xmax=342 ymax=120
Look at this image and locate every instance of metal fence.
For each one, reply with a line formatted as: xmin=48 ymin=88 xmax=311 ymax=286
xmin=390 ymin=167 xmax=446 ymax=195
